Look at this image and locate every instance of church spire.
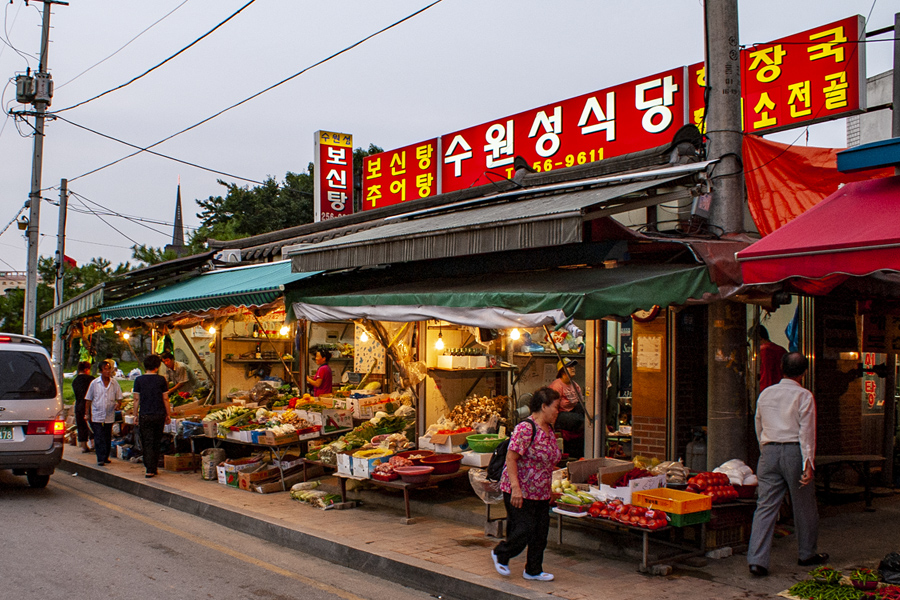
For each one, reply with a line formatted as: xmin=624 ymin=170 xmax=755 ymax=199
xmin=172 ymin=180 xmax=185 ymax=248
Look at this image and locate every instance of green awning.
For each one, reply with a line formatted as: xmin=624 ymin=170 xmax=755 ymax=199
xmin=288 ymin=264 xmax=717 ymax=326
xmin=102 ymin=261 xmax=320 ymax=321
xmin=41 ymin=285 xmax=106 ymax=331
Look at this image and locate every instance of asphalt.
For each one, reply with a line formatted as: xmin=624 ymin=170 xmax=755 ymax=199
xmin=58 ymin=451 xmax=900 ymax=600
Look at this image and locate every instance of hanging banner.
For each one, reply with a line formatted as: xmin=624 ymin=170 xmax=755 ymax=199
xmin=440 ymin=67 xmax=688 ymax=192
xmin=362 ymin=138 xmax=439 ymax=211
xmin=314 ymin=130 xmax=354 ymax=222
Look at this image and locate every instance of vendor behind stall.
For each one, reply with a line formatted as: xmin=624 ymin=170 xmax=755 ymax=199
xmin=160 ymin=351 xmax=198 ymax=396
xmin=306 ymin=346 xmax=333 ymax=396
xmin=548 ymin=359 xmax=584 ymax=459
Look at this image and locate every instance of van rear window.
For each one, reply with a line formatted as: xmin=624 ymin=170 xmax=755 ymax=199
xmin=0 ymin=352 xmax=57 ymax=399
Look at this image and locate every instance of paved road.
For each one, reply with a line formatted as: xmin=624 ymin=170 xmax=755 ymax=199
xmin=0 ymin=470 xmax=440 ymax=600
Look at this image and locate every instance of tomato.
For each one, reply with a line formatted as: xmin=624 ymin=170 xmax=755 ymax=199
xmin=588 ymin=506 xmax=602 ymax=518
xmin=600 ymin=509 xmax=609 ymax=518
xmin=638 ymin=517 xmax=648 ymax=526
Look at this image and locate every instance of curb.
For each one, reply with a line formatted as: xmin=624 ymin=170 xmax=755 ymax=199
xmin=59 ymin=459 xmax=552 ymax=600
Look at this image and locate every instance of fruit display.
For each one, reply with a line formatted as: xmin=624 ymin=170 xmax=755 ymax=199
xmin=568 ymin=497 xmax=669 ymax=530
xmin=686 ymin=472 xmax=738 ymax=502
xmin=650 ymin=460 xmax=690 ymax=484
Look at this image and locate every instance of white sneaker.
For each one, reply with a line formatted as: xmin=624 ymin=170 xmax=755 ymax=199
xmin=491 ymin=551 xmax=510 ymax=576
xmin=523 ymin=571 xmax=554 ymax=581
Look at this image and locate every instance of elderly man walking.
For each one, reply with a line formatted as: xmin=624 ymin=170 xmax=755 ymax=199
xmin=747 ymin=352 xmax=828 ymax=576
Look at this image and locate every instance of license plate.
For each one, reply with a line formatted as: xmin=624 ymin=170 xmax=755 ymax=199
xmin=0 ymin=427 xmax=13 ymax=440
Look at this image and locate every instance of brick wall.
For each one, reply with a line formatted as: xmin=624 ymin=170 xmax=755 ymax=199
xmin=632 ymin=415 xmax=666 ymax=458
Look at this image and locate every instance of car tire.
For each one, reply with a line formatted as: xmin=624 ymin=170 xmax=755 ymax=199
xmin=26 ymin=470 xmax=50 ymax=489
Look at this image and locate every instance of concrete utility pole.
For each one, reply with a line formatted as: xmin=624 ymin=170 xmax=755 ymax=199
xmin=22 ymin=0 xmax=67 ymax=337
xmin=704 ymin=0 xmax=749 ymax=469
xmin=52 ymin=178 xmax=67 ymax=384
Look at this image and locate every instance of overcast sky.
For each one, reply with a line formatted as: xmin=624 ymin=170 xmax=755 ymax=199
xmin=0 ymin=0 xmax=895 ymax=270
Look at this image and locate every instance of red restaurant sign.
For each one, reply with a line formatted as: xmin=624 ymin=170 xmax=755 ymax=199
xmin=741 ymin=15 xmax=865 ymax=134
xmin=362 ymin=138 xmax=439 ymax=211
xmin=439 ymin=67 xmax=688 ymax=193
xmin=314 ymin=130 xmax=354 ymax=222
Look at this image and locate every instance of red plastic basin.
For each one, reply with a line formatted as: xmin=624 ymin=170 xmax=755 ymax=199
xmin=420 ymin=453 xmax=462 ymax=475
xmin=394 ymin=450 xmax=435 ymax=466
xmin=393 ymin=465 xmax=434 ymax=484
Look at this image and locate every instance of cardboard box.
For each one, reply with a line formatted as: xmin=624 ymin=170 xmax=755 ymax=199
xmin=567 ymin=457 xmax=631 ymax=485
xmin=251 ymin=464 xmax=325 ymax=494
xmin=222 ymin=457 xmax=262 ymax=473
xmin=297 ymin=408 xmax=353 ymax=430
xmin=164 ymin=453 xmax=201 ymax=472
xmin=429 ymin=431 xmax=471 ymax=452
xmin=336 ymin=452 xmax=354 ymax=477
xmin=216 ymin=464 xmax=227 ymax=485
xmin=203 ymin=421 xmax=219 ymax=438
xmin=351 ymin=452 xmax=393 ymax=479
xmin=260 ymin=430 xmax=300 ymax=445
xmin=274 ymin=453 xmax=304 ymax=470
xmin=461 ymin=450 xmax=492 ymax=468
xmin=238 ymin=464 xmax=281 ymax=490
xmin=116 ymin=444 xmax=133 ymax=460
xmin=597 ymin=474 xmax=667 ymax=504
xmin=357 ymin=401 xmax=390 ymax=420
xmin=417 ymin=436 xmax=435 ymax=451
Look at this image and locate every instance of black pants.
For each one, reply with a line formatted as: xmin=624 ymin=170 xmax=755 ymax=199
xmin=74 ymin=401 xmax=91 ymax=442
xmin=139 ymin=415 xmax=166 ymax=474
xmin=90 ymin=422 xmax=113 ymax=464
xmin=493 ymin=493 xmax=551 ymax=576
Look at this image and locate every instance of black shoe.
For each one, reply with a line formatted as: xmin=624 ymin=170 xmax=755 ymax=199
xmin=104 ymin=459 xmax=112 ymax=464
xmin=798 ymin=553 xmax=829 ymax=566
xmin=749 ymin=565 xmax=768 ymax=577
xmin=96 ymin=462 xmax=106 ymax=467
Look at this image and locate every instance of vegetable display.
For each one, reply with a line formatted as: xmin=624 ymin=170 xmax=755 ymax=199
xmin=685 ymin=472 xmax=739 ymax=502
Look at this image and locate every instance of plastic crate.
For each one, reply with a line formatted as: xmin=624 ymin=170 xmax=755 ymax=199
xmin=632 ymin=488 xmax=712 ymax=514
xmin=666 ymin=509 xmax=711 ymax=527
xmin=684 ymin=524 xmax=748 ymax=549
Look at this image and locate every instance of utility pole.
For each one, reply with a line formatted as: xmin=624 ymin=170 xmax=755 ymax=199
xmin=52 ymin=178 xmax=67 ymax=384
xmin=704 ymin=0 xmax=749 ymax=469
xmin=21 ymin=0 xmax=67 ymax=337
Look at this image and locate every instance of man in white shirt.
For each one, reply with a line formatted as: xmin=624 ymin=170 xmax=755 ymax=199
xmin=84 ymin=359 xmax=124 ymax=467
xmin=747 ymin=352 xmax=827 ymax=577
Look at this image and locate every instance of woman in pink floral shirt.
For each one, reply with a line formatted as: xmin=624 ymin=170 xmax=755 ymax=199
xmin=491 ymin=387 xmax=562 ymax=582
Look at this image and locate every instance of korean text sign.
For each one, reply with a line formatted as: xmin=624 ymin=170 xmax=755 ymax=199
xmin=314 ymin=130 xmax=354 ymax=222
xmin=742 ymin=15 xmax=865 ymax=134
xmin=440 ymin=67 xmax=688 ymax=192
xmin=362 ymin=139 xmax=438 ymax=211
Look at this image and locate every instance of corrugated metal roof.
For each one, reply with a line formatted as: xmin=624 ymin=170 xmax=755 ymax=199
xmin=101 ymin=261 xmax=320 ymax=321
xmin=289 ymin=167 xmax=704 ymax=272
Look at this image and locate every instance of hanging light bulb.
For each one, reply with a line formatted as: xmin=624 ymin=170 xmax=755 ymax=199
xmin=434 ymin=331 xmax=444 ymax=351
xmin=122 ymin=332 xmax=130 ymax=340
xmin=360 ymin=330 xmax=369 ymax=343
xmin=510 ymin=328 xmax=520 ymax=340
xmin=279 ymin=325 xmax=289 ymax=336
xmin=208 ymin=325 xmax=216 ymax=335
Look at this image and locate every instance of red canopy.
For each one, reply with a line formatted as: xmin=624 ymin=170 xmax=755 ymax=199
xmin=738 ymin=175 xmax=900 ymax=286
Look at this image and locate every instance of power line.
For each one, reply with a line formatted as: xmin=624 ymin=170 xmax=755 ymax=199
xmin=53 ymin=0 xmax=255 ymax=112
xmin=57 ymin=0 xmax=192 ymax=90
xmin=69 ymin=190 xmax=171 ymax=238
xmin=55 ymin=114 xmax=265 ymax=184
xmin=0 ymin=1 xmax=35 ymax=68
xmin=45 ymin=195 xmax=199 ymax=232
xmin=40 ymin=232 xmax=133 ymax=250
xmin=0 ymin=204 xmax=26 ymax=238
xmin=71 ymin=195 xmax=140 ymax=246
xmin=61 ymin=0 xmax=445 ymax=183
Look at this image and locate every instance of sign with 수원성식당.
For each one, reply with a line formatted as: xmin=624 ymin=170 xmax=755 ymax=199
xmin=314 ymin=130 xmax=354 ymax=222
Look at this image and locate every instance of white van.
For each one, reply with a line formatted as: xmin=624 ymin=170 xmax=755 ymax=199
xmin=0 ymin=333 xmax=64 ymax=488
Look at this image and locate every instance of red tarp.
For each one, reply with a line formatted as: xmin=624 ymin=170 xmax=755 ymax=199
xmin=743 ymin=136 xmax=892 ymax=236
xmin=737 ymin=175 xmax=900 ymax=286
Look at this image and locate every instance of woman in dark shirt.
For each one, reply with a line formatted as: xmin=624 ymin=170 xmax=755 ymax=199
xmin=71 ymin=361 xmax=95 ymax=453
xmin=133 ymin=355 xmax=172 ymax=478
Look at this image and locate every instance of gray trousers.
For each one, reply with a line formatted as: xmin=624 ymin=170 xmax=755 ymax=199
xmin=747 ymin=443 xmax=819 ymax=568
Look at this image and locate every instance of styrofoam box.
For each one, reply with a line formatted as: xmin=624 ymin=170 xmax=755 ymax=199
xmin=461 ymin=450 xmax=492 ymax=468
xmin=417 ymin=436 xmax=435 ymax=451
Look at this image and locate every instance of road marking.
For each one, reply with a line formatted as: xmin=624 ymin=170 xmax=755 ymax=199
xmin=56 ymin=480 xmax=366 ymax=600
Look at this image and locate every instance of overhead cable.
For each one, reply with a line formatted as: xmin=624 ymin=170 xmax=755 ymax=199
xmin=53 ymin=0 xmax=255 ymax=112
xmin=63 ymin=0 xmax=444 ymax=183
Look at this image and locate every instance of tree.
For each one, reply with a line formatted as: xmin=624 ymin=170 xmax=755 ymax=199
xmin=131 ymin=244 xmax=179 ymax=267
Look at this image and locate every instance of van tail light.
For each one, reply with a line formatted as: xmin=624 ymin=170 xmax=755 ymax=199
xmin=27 ymin=420 xmax=66 ymax=437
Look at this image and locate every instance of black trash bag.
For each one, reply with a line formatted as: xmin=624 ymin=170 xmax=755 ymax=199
xmin=879 ymin=552 xmax=900 ymax=584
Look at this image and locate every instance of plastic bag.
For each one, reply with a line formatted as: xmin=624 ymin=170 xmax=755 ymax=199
xmin=468 ymin=468 xmax=503 ymax=505
xmin=879 ymin=552 xmax=900 ymax=584
xmin=249 ymin=381 xmax=279 ymax=407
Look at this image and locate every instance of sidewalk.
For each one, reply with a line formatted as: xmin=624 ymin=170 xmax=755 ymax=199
xmin=59 ymin=452 xmax=900 ymax=600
